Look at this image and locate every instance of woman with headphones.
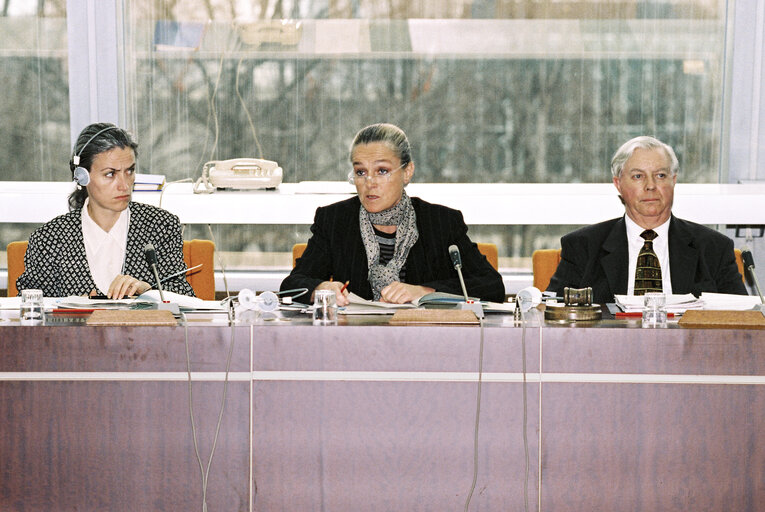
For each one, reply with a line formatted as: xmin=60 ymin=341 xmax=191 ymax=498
xmin=16 ymin=122 xmax=194 ymax=298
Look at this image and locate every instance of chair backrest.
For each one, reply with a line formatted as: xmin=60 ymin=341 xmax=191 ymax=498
xmin=734 ymin=248 xmax=745 ymax=284
xmin=292 ymin=243 xmax=307 ymax=268
xmin=6 ymin=241 xmax=28 ymax=297
xmin=532 ymin=249 xmax=561 ymax=291
xmin=292 ymin=242 xmax=499 ymax=271
xmin=531 ymin=248 xmax=746 ymax=292
xmin=6 ymin=239 xmax=216 ymax=299
xmin=476 ymin=243 xmax=498 ymax=271
xmin=183 ymin=239 xmax=216 ymax=300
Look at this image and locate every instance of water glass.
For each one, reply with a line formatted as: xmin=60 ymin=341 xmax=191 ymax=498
xmin=313 ymin=289 xmax=338 ymax=325
xmin=20 ymin=289 xmax=45 ymax=326
xmin=642 ymin=292 xmax=667 ymax=328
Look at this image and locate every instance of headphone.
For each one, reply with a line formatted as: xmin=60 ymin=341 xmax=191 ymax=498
xmin=71 ymin=125 xmax=121 ymax=187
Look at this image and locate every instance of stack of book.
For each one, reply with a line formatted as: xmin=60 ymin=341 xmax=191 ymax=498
xmin=133 ymin=173 xmax=166 ymax=191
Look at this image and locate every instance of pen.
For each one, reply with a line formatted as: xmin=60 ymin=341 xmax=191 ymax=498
xmin=160 ymin=264 xmax=203 ymax=284
xmin=340 ymin=281 xmax=350 ymax=293
xmin=615 ymin=312 xmax=675 ymax=318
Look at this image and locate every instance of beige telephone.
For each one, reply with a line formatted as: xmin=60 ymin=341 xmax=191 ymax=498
xmin=193 ymin=158 xmax=283 ymax=193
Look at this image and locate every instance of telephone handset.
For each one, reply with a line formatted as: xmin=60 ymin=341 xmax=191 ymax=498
xmin=193 ymin=158 xmax=283 ymax=193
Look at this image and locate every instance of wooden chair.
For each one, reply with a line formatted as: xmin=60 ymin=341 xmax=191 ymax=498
xmin=531 ymin=249 xmax=561 ymax=291
xmin=734 ymin=249 xmax=745 ymax=284
xmin=6 ymin=241 xmax=27 ymax=298
xmin=532 ymin=248 xmax=747 ymax=293
xmin=6 ymin=239 xmax=216 ymax=299
xmin=291 ymin=242 xmax=500 ymax=271
xmin=183 ymin=239 xmax=216 ymax=300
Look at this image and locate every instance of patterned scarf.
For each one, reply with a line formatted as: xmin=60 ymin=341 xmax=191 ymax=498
xmin=359 ymin=191 xmax=419 ymax=300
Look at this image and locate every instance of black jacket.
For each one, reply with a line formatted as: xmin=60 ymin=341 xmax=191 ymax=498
xmin=547 ymin=215 xmax=747 ymax=304
xmin=281 ymin=196 xmax=505 ymax=302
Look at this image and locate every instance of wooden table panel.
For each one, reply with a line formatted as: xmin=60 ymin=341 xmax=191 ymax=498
xmin=543 ymin=327 xmax=765 ymax=375
xmin=252 ymin=380 xmax=539 ymax=511
xmin=541 ymin=382 xmax=765 ymax=511
xmin=0 ymin=380 xmax=250 ymax=512
xmin=0 ymin=325 xmax=251 ymax=372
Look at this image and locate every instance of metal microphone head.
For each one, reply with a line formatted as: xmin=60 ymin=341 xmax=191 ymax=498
xmin=144 ymin=243 xmax=158 ymax=266
xmin=741 ymin=248 xmax=755 ymax=270
xmin=448 ymin=244 xmax=462 ymax=269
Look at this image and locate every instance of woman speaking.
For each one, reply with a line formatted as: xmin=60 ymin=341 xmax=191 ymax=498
xmin=16 ymin=122 xmax=194 ymax=298
xmin=281 ymin=123 xmax=504 ymax=306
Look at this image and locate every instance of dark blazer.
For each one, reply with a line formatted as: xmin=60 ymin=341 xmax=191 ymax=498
xmin=546 ymin=215 xmax=747 ymax=304
xmin=17 ymin=202 xmax=194 ymax=297
xmin=281 ymin=196 xmax=505 ymax=302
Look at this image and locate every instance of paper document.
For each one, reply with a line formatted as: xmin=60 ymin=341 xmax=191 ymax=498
xmin=346 ymin=292 xmax=416 ymax=309
xmin=137 ymin=290 xmax=226 ymax=311
xmin=0 ymin=296 xmax=60 ymax=310
xmin=614 ymin=294 xmax=703 ymax=314
xmin=55 ymin=296 xmax=150 ymax=310
xmin=340 ymin=291 xmax=499 ymax=314
xmin=700 ymin=292 xmax=764 ymax=311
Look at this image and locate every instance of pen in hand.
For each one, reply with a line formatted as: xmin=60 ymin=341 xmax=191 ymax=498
xmin=340 ymin=281 xmax=350 ymax=293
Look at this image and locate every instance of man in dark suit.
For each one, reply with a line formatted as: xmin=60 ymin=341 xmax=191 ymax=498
xmin=547 ymin=136 xmax=747 ymax=304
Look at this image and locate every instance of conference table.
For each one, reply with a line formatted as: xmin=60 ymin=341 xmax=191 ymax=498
xmin=1 ymin=309 xmax=763 ymax=511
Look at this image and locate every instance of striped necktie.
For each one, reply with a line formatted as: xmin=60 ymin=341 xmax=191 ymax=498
xmin=634 ymin=229 xmax=663 ymax=295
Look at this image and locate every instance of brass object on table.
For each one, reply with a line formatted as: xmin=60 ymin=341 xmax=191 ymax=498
xmin=544 ymin=286 xmax=602 ymax=322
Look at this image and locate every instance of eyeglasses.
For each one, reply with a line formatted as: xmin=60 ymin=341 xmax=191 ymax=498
xmin=347 ymin=163 xmax=406 ymax=184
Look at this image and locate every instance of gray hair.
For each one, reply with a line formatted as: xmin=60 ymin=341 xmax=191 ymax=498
xmin=349 ymin=123 xmax=412 ymax=166
xmin=610 ymin=136 xmax=679 ymax=178
xmin=68 ymin=122 xmax=139 ymax=210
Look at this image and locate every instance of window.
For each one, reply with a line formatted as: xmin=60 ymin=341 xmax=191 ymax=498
xmin=0 ymin=1 xmax=736 ymax=281
xmin=122 ymin=1 xmax=730 ymax=272
xmin=0 ymin=1 xmax=69 ymax=272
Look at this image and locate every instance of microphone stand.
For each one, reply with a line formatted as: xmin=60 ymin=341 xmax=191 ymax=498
xmin=742 ymin=250 xmax=765 ymax=317
xmin=145 ymin=243 xmax=180 ymax=315
xmin=449 ymin=245 xmax=484 ymax=319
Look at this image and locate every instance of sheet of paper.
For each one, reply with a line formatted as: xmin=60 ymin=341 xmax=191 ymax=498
xmin=0 ymin=297 xmax=60 ymax=310
xmin=137 ymin=290 xmax=226 ymax=311
xmin=347 ymin=292 xmax=416 ymax=309
xmin=700 ymin=292 xmax=763 ymax=311
xmin=615 ymin=293 xmax=703 ymax=314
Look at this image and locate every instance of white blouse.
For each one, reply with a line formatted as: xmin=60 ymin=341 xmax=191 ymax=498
xmin=81 ymin=197 xmax=130 ymax=294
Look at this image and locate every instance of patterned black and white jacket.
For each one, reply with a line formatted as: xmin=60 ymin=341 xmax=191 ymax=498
xmin=16 ymin=201 xmax=194 ymax=297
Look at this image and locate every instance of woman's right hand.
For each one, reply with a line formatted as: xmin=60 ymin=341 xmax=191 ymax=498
xmin=313 ymin=280 xmax=350 ymax=307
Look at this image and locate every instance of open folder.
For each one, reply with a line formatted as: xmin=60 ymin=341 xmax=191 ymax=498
xmin=55 ymin=290 xmax=225 ymax=312
xmin=341 ymin=291 xmax=513 ymax=315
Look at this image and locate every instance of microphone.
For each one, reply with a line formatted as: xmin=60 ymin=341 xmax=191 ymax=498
xmin=741 ymin=248 xmax=765 ymax=311
xmin=448 ymin=244 xmax=483 ymax=318
xmin=449 ymin=244 xmax=462 ymax=270
xmin=144 ymin=243 xmax=167 ymax=304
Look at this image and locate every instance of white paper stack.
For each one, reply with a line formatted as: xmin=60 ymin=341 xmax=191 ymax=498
xmin=699 ymin=292 xmax=763 ymax=311
xmin=614 ymin=293 xmax=704 ymax=314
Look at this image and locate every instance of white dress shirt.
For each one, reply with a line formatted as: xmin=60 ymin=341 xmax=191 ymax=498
xmin=81 ymin=198 xmax=130 ymax=294
xmin=625 ymin=215 xmax=672 ymax=295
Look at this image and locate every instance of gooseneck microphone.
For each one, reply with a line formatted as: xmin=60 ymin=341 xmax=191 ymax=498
xmin=741 ymin=249 xmax=765 ymax=308
xmin=449 ymin=244 xmax=469 ymax=301
xmin=144 ymin=243 xmax=166 ymax=303
xmin=449 ymin=244 xmax=484 ymax=318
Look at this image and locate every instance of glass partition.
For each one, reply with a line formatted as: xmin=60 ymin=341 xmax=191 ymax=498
xmin=122 ymin=1 xmax=730 ymax=272
xmin=0 ymin=1 xmax=69 ymax=272
xmin=0 ymin=1 xmax=732 ymax=278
